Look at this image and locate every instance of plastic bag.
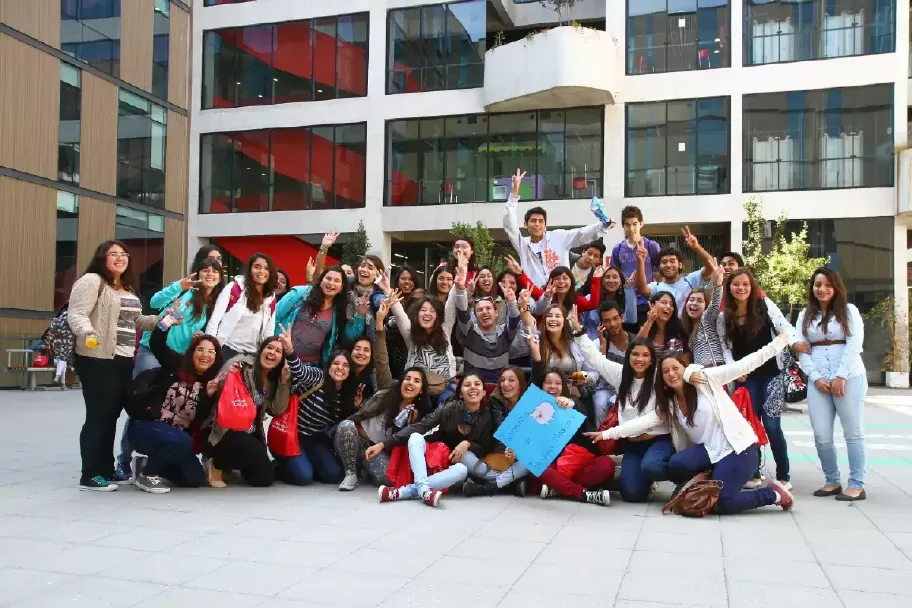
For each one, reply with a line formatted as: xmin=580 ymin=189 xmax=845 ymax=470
xmin=732 ymin=386 xmax=768 ymax=447
xmin=268 ymin=395 xmax=301 ymax=457
xmin=556 ymin=444 xmax=596 ymax=478
xmin=216 ymin=370 xmax=257 ymax=431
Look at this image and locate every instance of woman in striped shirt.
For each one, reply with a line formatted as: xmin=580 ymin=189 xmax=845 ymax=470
xmin=682 ymin=261 xmax=725 ymax=367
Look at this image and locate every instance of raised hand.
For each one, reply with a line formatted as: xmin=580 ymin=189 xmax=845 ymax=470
xmin=635 ymin=239 xmax=648 ymax=261
xmin=454 ymin=256 xmax=468 ymax=289
xmin=465 ymin=277 xmax=476 ymax=295
xmin=356 ymin=294 xmax=369 ymax=318
xmin=518 ymin=288 xmax=531 ymax=310
xmin=593 ymin=265 xmax=605 ymax=279
xmin=277 ymin=323 xmax=294 ymax=354
xmin=306 ymin=257 xmax=316 ymax=282
xmin=321 ymin=231 xmax=340 ymax=249
xmin=179 ymin=272 xmax=200 ymax=291
xmin=542 ymin=280 xmax=556 ymax=301
xmin=354 ymin=383 xmax=365 ymax=408
xmin=376 ymin=289 xmax=400 ymax=326
xmin=281 ymin=362 xmax=291 ymax=384
xmin=645 ymin=302 xmax=657 ymax=324
xmin=525 ymin=329 xmax=541 ymax=361
xmin=499 ymin=281 xmax=516 ymax=303
xmin=567 ymin=305 xmax=581 ymax=332
xmin=206 ymin=371 xmax=227 ymax=397
xmin=711 ymin=257 xmax=724 ymax=286
xmin=511 ymin=168 xmax=527 ymax=196
xmin=377 ymin=271 xmax=391 ymax=295
xmin=504 ymin=254 xmax=523 ymax=275
xmin=681 ymin=225 xmax=699 ymax=250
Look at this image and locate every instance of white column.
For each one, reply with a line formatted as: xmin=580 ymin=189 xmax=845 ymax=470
xmin=891 ymin=218 xmax=910 ymax=387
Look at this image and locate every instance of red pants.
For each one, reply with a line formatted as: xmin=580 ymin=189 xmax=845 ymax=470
xmin=531 ymin=456 xmax=616 ymax=500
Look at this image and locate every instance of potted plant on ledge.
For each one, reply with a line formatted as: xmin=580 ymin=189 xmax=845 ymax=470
xmin=862 ymin=296 xmax=911 ymax=388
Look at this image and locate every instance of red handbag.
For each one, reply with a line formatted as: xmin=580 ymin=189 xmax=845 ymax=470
xmin=216 ymin=370 xmax=257 ymax=431
xmin=556 ymin=444 xmax=596 ymax=478
xmin=732 ymin=386 xmax=768 ymax=446
xmin=32 ymin=354 xmax=48 ymax=367
xmin=596 ymin=406 xmax=620 ymax=455
xmin=268 ymin=395 xmax=301 ymax=457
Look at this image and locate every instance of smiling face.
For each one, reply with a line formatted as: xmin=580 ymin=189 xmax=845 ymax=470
xmin=622 ymin=216 xmax=642 ymax=240
xmin=358 ymin=258 xmax=380 ymax=287
xmin=552 ymin=271 xmax=572 ymax=294
xmin=542 ymin=372 xmax=564 ymax=397
xmin=453 ymin=239 xmax=473 ymax=261
xmin=351 ymin=339 xmax=372 ymax=369
xmin=474 ymin=299 xmax=496 ymax=330
xmin=600 ymin=307 xmax=623 ymax=336
xmin=658 ymin=254 xmax=682 ymax=281
xmin=603 ymin=268 xmax=622 ymax=293
xmin=720 ymin=255 xmax=740 ymax=279
xmin=729 ymin=273 xmax=752 ymax=302
xmin=629 ymin=345 xmax=652 ymax=377
xmin=276 ymin=273 xmax=288 ymax=294
xmin=400 ymin=370 xmax=423 ymax=401
xmin=397 ymin=270 xmax=414 ymax=295
xmin=105 ymin=244 xmax=129 ymax=277
xmin=685 ymin=290 xmax=707 ymax=319
xmin=417 ymin=301 xmax=438 ymax=329
xmin=259 ymin=340 xmax=284 ymax=370
xmin=476 ymin=269 xmax=494 ymax=293
xmin=544 ymin=306 xmax=565 ymax=334
xmin=812 ymin=272 xmax=835 ymax=306
xmin=436 ymin=270 xmax=454 ymax=296
xmin=500 ymin=273 xmax=517 ymax=293
xmin=499 ymin=369 xmax=521 ymax=401
xmin=328 ymin=354 xmax=351 ymax=383
xmin=654 ymin=293 xmax=675 ymax=321
xmin=250 ymin=257 xmax=270 ymax=286
xmin=320 ymin=270 xmax=344 ymax=299
xmin=661 ymin=357 xmax=686 ymax=390
xmin=579 ymin=247 xmax=602 ymax=270
xmin=199 ymin=265 xmax=222 ymax=289
xmin=525 ymin=213 xmax=546 ymax=239
xmin=192 ymin=339 xmax=218 ymax=374
xmin=460 ymin=375 xmax=484 ymax=405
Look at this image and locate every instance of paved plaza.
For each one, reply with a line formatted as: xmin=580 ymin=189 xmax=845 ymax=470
xmin=1 ymin=389 xmax=912 ymax=607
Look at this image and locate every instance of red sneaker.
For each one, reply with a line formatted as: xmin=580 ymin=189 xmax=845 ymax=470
xmin=422 ymin=488 xmax=441 ymax=507
xmin=769 ymin=480 xmax=794 ymax=511
xmin=378 ymin=485 xmax=400 ymax=503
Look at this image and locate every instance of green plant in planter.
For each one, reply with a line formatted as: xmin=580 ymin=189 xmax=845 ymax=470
xmin=863 ymin=296 xmax=911 ymax=374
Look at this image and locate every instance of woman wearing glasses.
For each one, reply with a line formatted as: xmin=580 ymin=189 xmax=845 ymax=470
xmin=67 ymin=240 xmax=162 ymax=492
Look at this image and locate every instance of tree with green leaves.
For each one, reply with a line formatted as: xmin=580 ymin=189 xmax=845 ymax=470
xmin=450 ymin=221 xmax=507 ymax=275
xmin=741 ymin=198 xmax=829 ymax=317
xmin=539 ymin=0 xmax=579 ymax=26
xmin=342 ymin=220 xmax=371 ymax=267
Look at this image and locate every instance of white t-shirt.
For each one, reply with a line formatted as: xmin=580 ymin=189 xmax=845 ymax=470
xmin=225 ymin=306 xmax=265 ymax=354
xmin=675 ymin=396 xmax=734 ymax=464
xmin=617 ymin=377 xmax=669 ymax=436
xmin=648 ymin=269 xmax=706 ymax=317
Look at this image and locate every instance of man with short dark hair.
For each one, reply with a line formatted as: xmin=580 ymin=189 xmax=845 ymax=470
xmin=719 ymin=251 xmax=744 ymax=280
xmin=634 ymin=226 xmax=715 ymax=316
xmin=572 ymin=239 xmax=607 ymax=292
xmin=611 ymin=205 xmax=661 ymax=328
xmin=504 ymin=168 xmax=611 ymax=288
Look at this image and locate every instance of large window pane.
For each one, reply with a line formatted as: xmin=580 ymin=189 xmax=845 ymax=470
xmin=444 ymin=115 xmax=487 ymax=204
xmin=334 ymin=124 xmax=367 ymax=209
xmin=627 ymin=0 xmax=728 ymax=75
xmin=55 ymin=192 xmax=79 ymax=310
xmin=115 ymin=205 xmax=163 ymax=309
xmin=232 ymin=129 xmax=270 ymax=212
xmin=488 ymin=112 xmax=538 ymax=202
xmin=310 ymin=126 xmax=335 ymax=209
xmin=387 ymin=120 xmax=422 ymax=206
xmin=59 ymin=63 xmax=81 ymax=184
xmin=271 ymin=128 xmax=311 ymax=211
xmin=336 ymin=14 xmax=369 ymax=99
xmin=626 ymin=102 xmax=668 ymax=196
xmin=60 ymin=0 xmax=122 ymax=77
xmin=274 ymin=21 xmax=313 ymax=104
xmin=152 ymin=0 xmax=169 ymax=99
xmin=446 ymin=0 xmax=486 ymax=89
xmin=199 ymin=133 xmax=234 ymax=213
xmin=565 ymin=107 xmax=603 ymax=199
xmin=117 ymin=91 xmax=166 ymax=207
xmin=743 ymin=83 xmax=893 ymax=191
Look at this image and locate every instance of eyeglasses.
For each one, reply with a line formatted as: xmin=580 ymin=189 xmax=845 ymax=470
xmin=194 ymin=348 xmax=217 ymax=355
xmin=475 ymin=296 xmax=495 ymax=304
xmin=107 ymin=252 xmax=130 ymax=259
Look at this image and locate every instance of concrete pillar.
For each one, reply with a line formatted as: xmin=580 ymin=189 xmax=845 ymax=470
xmin=890 ymin=218 xmax=910 ymax=387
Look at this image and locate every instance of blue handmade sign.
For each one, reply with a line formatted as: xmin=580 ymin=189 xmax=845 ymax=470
xmin=493 ymin=384 xmax=585 ymax=477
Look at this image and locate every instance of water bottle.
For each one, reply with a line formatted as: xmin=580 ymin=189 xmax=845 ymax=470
xmin=157 ymin=306 xmax=183 ymax=331
xmin=394 ymin=406 xmax=414 ymax=429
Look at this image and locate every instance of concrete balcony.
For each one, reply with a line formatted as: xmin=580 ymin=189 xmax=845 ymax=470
xmin=483 ymin=26 xmax=619 ymax=112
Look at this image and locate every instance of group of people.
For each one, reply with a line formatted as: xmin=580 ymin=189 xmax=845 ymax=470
xmin=64 ymin=169 xmax=869 ymax=514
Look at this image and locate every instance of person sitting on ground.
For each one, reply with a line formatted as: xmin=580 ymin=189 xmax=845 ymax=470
xmin=350 ymin=336 xmax=376 ymax=402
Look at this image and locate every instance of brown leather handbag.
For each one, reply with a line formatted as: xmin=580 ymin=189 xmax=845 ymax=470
xmin=662 ymin=471 xmax=722 ymax=518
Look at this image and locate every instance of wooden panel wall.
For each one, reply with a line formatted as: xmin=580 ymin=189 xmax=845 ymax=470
xmin=76 ymin=197 xmax=115 ymax=272
xmin=168 ymin=6 xmax=190 ymax=108
xmin=0 ymin=317 xmax=52 ymax=338
xmin=0 ymin=0 xmax=60 ymax=48
xmin=79 ymin=73 xmax=119 ymax=195
xmin=0 ymin=177 xmax=56 ymax=310
xmin=165 ymin=111 xmax=188 ymax=214
xmin=164 ymin=217 xmax=187 ymax=283
xmin=120 ymin=0 xmax=153 ymax=92
xmin=0 ymin=35 xmax=59 ymax=179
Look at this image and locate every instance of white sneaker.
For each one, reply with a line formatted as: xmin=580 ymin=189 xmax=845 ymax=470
xmin=338 ymin=472 xmax=359 ymax=492
xmin=743 ymin=478 xmax=762 ymax=490
xmin=540 ymin=484 xmax=559 ymax=499
xmin=582 ymin=490 xmax=611 ymax=507
xmin=777 ymin=480 xmax=793 ymax=492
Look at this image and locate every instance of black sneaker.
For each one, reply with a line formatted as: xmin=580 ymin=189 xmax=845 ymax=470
xmin=134 ymin=474 xmax=171 ymax=494
xmin=513 ymin=479 xmax=527 ymax=497
xmin=463 ymin=478 xmax=497 ymax=497
xmin=110 ymin=469 xmax=133 ymax=485
xmin=79 ymin=475 xmax=117 ymax=492
xmin=581 ymin=490 xmax=611 ymax=507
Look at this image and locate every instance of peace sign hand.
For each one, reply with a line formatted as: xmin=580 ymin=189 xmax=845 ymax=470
xmin=646 ymin=302 xmax=658 ymax=323
xmin=376 ymin=289 xmax=400 ymax=326
xmin=206 ymin=371 xmax=227 ymax=397
xmin=511 ymin=168 xmax=527 ymax=196
xmin=499 ymin=281 xmax=516 ymax=303
xmin=681 ymin=225 xmax=699 ymax=250
xmin=518 ymin=288 xmax=531 ymax=310
xmin=277 ymin=323 xmax=294 ymax=354
xmin=592 ymin=265 xmax=605 ymax=279
xmin=567 ymin=305 xmax=581 ymax=332
xmin=710 ymin=258 xmax=724 ymax=286
xmin=635 ymin=239 xmax=648 ymax=261
xmin=354 ymin=383 xmax=366 ymax=408
xmin=356 ymin=295 xmax=369 ymax=317
xmin=179 ymin=272 xmax=201 ymax=291
xmin=504 ymin=254 xmax=523 ymax=275
xmin=543 ymin=280 xmax=556 ymax=300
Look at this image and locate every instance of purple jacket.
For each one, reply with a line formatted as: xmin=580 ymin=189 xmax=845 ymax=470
xmin=611 ymin=237 xmax=661 ymax=307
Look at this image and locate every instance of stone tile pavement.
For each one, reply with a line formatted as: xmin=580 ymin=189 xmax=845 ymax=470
xmin=1 ymin=389 xmax=912 ymax=607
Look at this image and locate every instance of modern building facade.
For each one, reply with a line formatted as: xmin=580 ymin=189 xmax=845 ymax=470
xmin=0 ymin=0 xmax=191 ymax=347
xmin=190 ymin=0 xmax=911 ymax=382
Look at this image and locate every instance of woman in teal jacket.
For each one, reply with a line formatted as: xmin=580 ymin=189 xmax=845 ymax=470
xmin=275 ymin=266 xmax=367 ymax=366
xmin=116 ymin=256 xmax=225 ymax=479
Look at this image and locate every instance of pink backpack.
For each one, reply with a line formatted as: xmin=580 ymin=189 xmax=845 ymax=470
xmin=225 ymin=281 xmax=277 ymax=314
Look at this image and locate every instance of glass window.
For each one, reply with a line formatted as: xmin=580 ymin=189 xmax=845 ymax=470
xmin=55 ymin=192 xmax=79 ymax=310
xmin=59 ymin=63 xmax=81 ymax=184
xmin=625 ymin=97 xmax=730 ymax=197
xmin=114 ymin=205 xmax=164 ymax=309
xmin=743 ymin=83 xmax=893 ymax=192
xmin=117 ymin=90 xmax=167 ymax=207
xmin=201 ymin=13 xmax=368 ymax=109
xmin=199 ymin=123 xmax=367 ymax=213
xmin=203 ymin=0 xmax=254 ymax=5
xmin=744 ymin=0 xmax=895 ymax=66
xmin=152 ymin=0 xmax=169 ymax=99
xmin=385 ymin=107 xmax=605 ymax=205
xmin=60 ymin=0 xmax=122 ymax=77
xmin=387 ymin=0 xmax=486 ymax=94
xmin=627 ymin=0 xmax=729 ymax=75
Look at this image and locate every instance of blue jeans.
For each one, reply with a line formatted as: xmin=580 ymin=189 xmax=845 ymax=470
xmin=116 ymin=346 xmax=163 ymax=474
xmin=619 ymin=434 xmax=674 ymax=502
xmin=274 ymin=432 xmax=343 ymax=485
xmin=460 ymin=451 xmax=530 ymax=488
xmin=397 ymin=433 xmax=468 ymax=499
xmin=669 ymin=444 xmax=777 ymax=514
xmin=127 ymin=420 xmax=205 ymax=487
xmin=807 ymin=374 xmax=868 ymax=489
xmin=739 ymin=374 xmax=790 ymax=482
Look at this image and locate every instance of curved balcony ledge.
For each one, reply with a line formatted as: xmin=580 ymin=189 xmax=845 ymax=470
xmin=483 ymin=26 xmax=619 ymax=112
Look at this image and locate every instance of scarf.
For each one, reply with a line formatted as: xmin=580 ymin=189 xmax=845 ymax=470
xmin=461 ymin=407 xmax=481 ymax=428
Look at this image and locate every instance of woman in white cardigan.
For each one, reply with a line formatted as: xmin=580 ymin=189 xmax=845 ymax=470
xmin=587 ymin=331 xmax=795 ymax=514
xmin=796 ymin=267 xmax=868 ymax=501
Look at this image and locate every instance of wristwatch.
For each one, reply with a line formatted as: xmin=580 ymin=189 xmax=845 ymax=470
xmin=572 ymin=326 xmax=587 ymax=338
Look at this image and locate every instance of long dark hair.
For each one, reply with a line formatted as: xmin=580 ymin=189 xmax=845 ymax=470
xmin=452 ymin=236 xmax=478 ymax=271
xmin=473 ymin=266 xmax=497 ymax=299
xmin=455 ymin=372 xmax=487 ymax=405
xmin=428 ymin=264 xmax=454 ymax=299
xmin=83 ymin=240 xmax=139 ymax=293
xmin=394 ymin=265 xmax=418 ymax=298
xmin=655 ymin=352 xmax=698 ymax=427
xmin=601 ymin=265 xmax=627 ymax=315
xmin=301 ymin=266 xmax=351 ymax=323
xmin=323 ymin=349 xmax=359 ymax=419
xmin=188 ymin=256 xmax=226 ymax=322
xmin=680 ymin=286 xmax=710 ymax=344
xmin=546 ymin=266 xmax=577 ymax=313
xmin=647 ymin=291 xmax=686 ymax=345
xmin=377 ymin=366 xmax=432 ymax=430
xmin=177 ymin=334 xmax=223 ymax=384
xmin=723 ymin=268 xmax=767 ymax=344
xmin=617 ymin=338 xmax=657 ymax=413
xmin=252 ymin=336 xmax=285 ymax=398
xmin=494 ymin=365 xmax=528 ymax=404
xmin=542 ymin=369 xmax=571 ymax=398
xmin=496 ymin=269 xmax=521 ymax=300
xmin=244 ymin=253 xmax=277 ymax=312
xmin=539 ymin=304 xmax=573 ymax=366
xmin=407 ymin=296 xmax=448 ymax=354
xmin=803 ymin=266 xmax=852 ymax=338
xmin=192 ymin=245 xmax=222 ymax=269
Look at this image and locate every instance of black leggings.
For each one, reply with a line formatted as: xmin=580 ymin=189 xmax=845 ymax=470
xmin=209 ymin=430 xmax=274 ymax=487
xmin=74 ymin=354 xmax=133 ymax=480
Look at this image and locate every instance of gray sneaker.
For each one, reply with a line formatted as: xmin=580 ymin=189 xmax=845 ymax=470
xmin=130 ymin=454 xmax=148 ymax=483
xmin=338 ymin=472 xmax=359 ymax=492
xmin=134 ymin=474 xmax=171 ymax=494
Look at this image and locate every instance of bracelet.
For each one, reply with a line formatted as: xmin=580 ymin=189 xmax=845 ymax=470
xmin=319 ymin=246 xmax=328 ymax=254
xmin=572 ymin=327 xmax=586 ymax=338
